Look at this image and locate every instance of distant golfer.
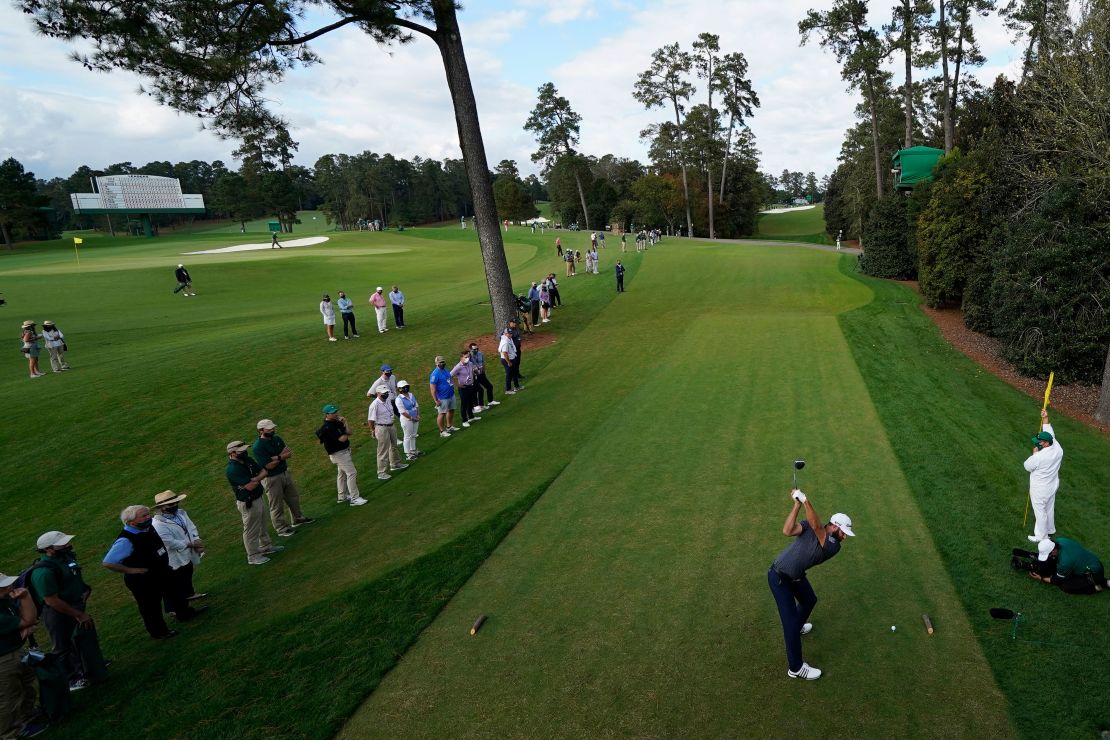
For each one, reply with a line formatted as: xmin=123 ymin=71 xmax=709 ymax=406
xmin=1024 ymin=408 xmax=1063 ymax=543
xmin=271 ymin=232 xmax=282 ymax=249
xmin=173 ymin=264 xmax=195 ymax=296
xmin=768 ymin=488 xmax=855 ymax=680
xmin=615 ymin=261 xmax=625 ymax=293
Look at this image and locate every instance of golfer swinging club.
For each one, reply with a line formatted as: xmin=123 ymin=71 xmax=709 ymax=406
xmin=768 ymin=488 xmax=855 ymax=680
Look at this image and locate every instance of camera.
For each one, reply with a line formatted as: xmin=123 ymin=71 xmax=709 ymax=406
xmin=1010 ymin=547 xmax=1052 ymax=576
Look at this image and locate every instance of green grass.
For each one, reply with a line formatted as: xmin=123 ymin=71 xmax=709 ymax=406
xmin=756 ymin=204 xmax=833 ymax=245
xmin=2 ymin=219 xmax=1106 ymax=738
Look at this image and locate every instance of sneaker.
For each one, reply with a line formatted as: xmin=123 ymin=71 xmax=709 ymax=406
xmin=473 ymin=406 xmax=483 ymax=414
xmin=448 ymin=426 xmax=460 ymax=432
xmin=337 ymin=496 xmax=348 ymax=504
xmin=17 ymin=721 xmax=48 ymax=738
xmin=248 ymin=556 xmax=271 ymax=565
xmin=292 ymin=517 xmax=315 ymax=527
xmin=68 ymin=678 xmax=89 ymax=692
xmin=800 ymin=622 xmax=813 ymax=636
xmin=349 ymin=497 xmax=368 ymax=506
xmin=328 ymin=337 xmax=337 ymax=342
xmin=186 ymin=593 xmax=209 ymax=601
xmin=439 ymin=431 xmax=451 ymax=438
xmin=406 ymin=455 xmax=419 ymax=461
xmin=390 ymin=463 xmax=409 ymax=471
xmin=377 ymin=473 xmax=392 ymax=480
xmin=462 ymin=422 xmax=471 ymax=428
xmin=516 ymin=385 xmax=525 ymax=390
xmin=353 ymin=334 xmax=360 ymax=338
xmin=1027 ymin=535 xmax=1041 ymax=542
xmin=787 ymin=663 xmax=822 ymax=680
xmin=505 ymin=390 xmax=516 ymax=395
xmin=277 ymin=530 xmax=296 ymax=537
xmin=263 ymin=545 xmax=285 ymax=554
xmin=343 ymin=336 xmax=350 ymax=340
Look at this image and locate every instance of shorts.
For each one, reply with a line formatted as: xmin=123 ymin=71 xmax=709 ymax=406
xmin=435 ymin=396 xmax=457 ymax=413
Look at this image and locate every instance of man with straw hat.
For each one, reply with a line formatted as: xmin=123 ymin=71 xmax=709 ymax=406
xmin=151 ymin=491 xmax=207 ymax=606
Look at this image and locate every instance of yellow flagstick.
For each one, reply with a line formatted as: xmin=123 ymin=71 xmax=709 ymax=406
xmin=73 ymin=236 xmax=83 ymax=265
xmin=1023 ymin=371 xmax=1055 ymax=528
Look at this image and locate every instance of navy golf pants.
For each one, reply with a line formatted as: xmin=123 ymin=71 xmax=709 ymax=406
xmin=768 ymin=568 xmax=817 ymax=672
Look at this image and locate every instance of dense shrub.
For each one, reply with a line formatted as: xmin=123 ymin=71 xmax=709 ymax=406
xmin=988 ymin=182 xmax=1110 ymax=383
xmin=859 ymin=193 xmax=916 ymax=279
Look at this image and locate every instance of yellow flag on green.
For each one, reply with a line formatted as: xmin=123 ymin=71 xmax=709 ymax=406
xmin=73 ymin=237 xmax=84 ymax=245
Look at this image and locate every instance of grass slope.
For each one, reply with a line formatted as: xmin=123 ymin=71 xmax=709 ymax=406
xmin=838 ymin=260 xmax=1110 ymax=738
xmin=756 ymin=204 xmax=833 ymax=245
xmin=343 ymin=242 xmax=1011 ymax=737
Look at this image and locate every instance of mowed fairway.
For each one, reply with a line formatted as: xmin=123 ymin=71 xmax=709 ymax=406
xmin=2 ymin=223 xmax=1107 ymax=738
xmin=343 ymin=242 xmax=1011 ymax=736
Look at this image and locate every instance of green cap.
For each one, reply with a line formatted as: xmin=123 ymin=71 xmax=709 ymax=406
xmin=1030 ymin=431 xmax=1053 ymax=445
xmin=322 ymin=404 xmax=339 ymax=414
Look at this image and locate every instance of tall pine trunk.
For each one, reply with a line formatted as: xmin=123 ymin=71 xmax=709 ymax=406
xmin=573 ymin=169 xmax=591 ymax=230
xmin=902 ymin=0 xmax=914 ymax=148
xmin=431 ymin=0 xmax=516 ymax=334
xmin=719 ymin=111 xmax=735 ymax=205
xmin=866 ymin=79 xmax=884 ymax=198
xmin=939 ymin=0 xmax=953 ymax=153
xmin=672 ymin=100 xmax=694 ymax=237
xmin=1097 ymin=341 xmax=1110 ymax=424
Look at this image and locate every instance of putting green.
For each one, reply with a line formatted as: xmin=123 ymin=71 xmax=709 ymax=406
xmin=340 ymin=243 xmax=1011 ymax=736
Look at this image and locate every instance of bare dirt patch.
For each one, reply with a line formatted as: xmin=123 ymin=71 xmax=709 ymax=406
xmin=899 ymin=280 xmax=1107 ymax=434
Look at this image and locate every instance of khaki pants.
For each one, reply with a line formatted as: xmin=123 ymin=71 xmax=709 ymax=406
xmin=262 ymin=470 xmax=304 ymax=533
xmin=329 ymin=448 xmax=361 ymax=501
xmin=47 ymin=345 xmax=69 ymax=372
xmin=237 ymin=498 xmax=272 ymax=560
xmin=0 ymin=650 xmax=35 ymax=740
xmin=374 ymin=425 xmax=401 ymax=474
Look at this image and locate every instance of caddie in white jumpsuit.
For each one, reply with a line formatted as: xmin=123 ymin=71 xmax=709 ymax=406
xmin=1023 ymin=409 xmax=1063 ymax=543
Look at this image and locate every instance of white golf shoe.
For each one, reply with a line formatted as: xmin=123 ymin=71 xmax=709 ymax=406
xmin=787 ymin=663 xmax=822 ymax=680
xmin=800 ymin=622 xmax=813 ymax=635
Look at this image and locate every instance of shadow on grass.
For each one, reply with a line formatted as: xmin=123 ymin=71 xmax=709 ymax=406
xmin=58 ymin=472 xmax=561 ymax=740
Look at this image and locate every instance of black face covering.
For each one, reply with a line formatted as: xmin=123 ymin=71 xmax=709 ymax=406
xmin=237 ymin=451 xmax=250 ymax=461
xmin=164 ymin=506 xmax=180 ymax=515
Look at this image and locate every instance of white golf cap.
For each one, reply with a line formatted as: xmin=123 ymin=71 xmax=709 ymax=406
xmin=829 ymin=513 xmax=855 ymax=537
xmin=178 ymin=263 xmax=184 ymax=268
xmin=1037 ymin=538 xmax=1056 ymax=561
xmin=36 ymin=531 xmax=75 ymax=550
xmin=256 ymin=419 xmax=276 ymax=430
xmin=396 ymin=379 xmax=410 ymax=388
xmin=0 ymin=574 xmax=18 ymax=588
xmin=376 ymin=286 xmax=383 ymax=291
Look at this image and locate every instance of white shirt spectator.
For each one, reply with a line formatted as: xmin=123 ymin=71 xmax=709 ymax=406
xmin=152 ymin=509 xmax=202 ymax=569
xmin=498 ymin=333 xmax=517 ymax=360
xmin=367 ymin=397 xmax=395 ymax=425
xmin=42 ymin=328 xmax=65 ymax=348
xmin=1023 ymin=424 xmax=1063 ymax=495
xmin=320 ymin=300 xmax=336 ymax=325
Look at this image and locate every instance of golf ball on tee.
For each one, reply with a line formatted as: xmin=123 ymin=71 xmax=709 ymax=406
xmin=891 ymin=625 xmax=896 ymax=631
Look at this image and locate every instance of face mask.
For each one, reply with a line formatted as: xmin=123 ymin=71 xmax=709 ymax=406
xmin=470 ymin=347 xmax=478 ymax=353
xmin=164 ymin=506 xmax=179 ymax=515
xmin=324 ymin=298 xmax=330 ymax=302
xmin=237 ymin=452 xmax=250 ymax=461
xmin=261 ymin=431 xmax=273 ymax=438
xmin=53 ymin=547 xmax=73 ymax=557
xmin=462 ymin=358 xmax=470 ymax=364
xmin=134 ymin=520 xmax=153 ymax=530
xmin=437 ymin=363 xmax=445 ymax=368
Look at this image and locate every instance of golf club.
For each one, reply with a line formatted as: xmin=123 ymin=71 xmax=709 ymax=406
xmin=792 ymin=459 xmax=805 ymax=489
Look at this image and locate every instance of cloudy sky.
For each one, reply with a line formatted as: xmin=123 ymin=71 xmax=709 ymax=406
xmin=0 ymin=0 xmax=1023 ymax=182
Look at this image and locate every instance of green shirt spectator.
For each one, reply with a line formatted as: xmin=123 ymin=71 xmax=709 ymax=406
xmin=226 ymin=456 xmax=266 ymax=503
xmin=29 ymin=555 xmax=87 ymax=607
xmin=253 ymin=433 xmax=288 ymax=475
xmin=0 ymin=597 xmax=25 ymax=655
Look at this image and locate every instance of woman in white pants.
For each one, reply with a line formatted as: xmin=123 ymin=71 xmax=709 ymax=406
xmin=394 ymin=381 xmax=421 ymax=461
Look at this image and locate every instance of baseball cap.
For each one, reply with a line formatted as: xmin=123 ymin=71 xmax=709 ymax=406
xmin=256 ymin=419 xmax=276 ymax=430
xmin=829 ymin=513 xmax=855 ymax=537
xmin=376 ymin=286 xmax=383 ymax=291
xmin=1037 ymin=538 xmax=1057 ymax=561
xmin=322 ymin=404 xmax=339 ymax=414
xmin=0 ymin=574 xmax=17 ymax=589
xmin=434 ymin=355 xmax=445 ymax=364
xmin=381 ymin=364 xmax=392 ymax=372
xmin=226 ymin=440 xmax=250 ymax=454
xmin=376 ymin=385 xmax=390 ymax=395
xmin=36 ymin=531 xmax=75 ymax=550
xmin=1031 ymin=431 xmax=1054 ymax=445
xmin=397 ymin=379 xmax=410 ymax=389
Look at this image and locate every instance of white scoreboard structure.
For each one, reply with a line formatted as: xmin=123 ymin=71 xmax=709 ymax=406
xmin=70 ymin=175 xmax=206 ymax=236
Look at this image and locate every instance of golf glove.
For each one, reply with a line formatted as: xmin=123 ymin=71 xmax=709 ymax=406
xmin=792 ymin=490 xmax=807 ymax=504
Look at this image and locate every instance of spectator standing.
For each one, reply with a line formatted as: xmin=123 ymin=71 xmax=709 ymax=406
xmin=102 ymin=505 xmax=203 ymax=639
xmin=547 ymin=274 xmax=562 ymax=307
xmin=394 ymin=381 xmax=421 ymax=460
xmin=498 ymin=327 xmax=521 ymax=395
xmin=591 ymin=247 xmax=600 ymax=274
xmin=469 ymin=342 xmax=499 ymax=411
xmin=320 ymin=294 xmax=337 ymax=342
xmin=28 ymin=532 xmax=98 ymax=690
xmin=515 ymin=294 xmax=533 ymax=334
xmin=368 ymin=364 xmax=398 ymax=405
xmin=615 ymin=261 xmax=625 ymax=293
xmin=389 ymin=286 xmax=406 ymax=329
xmin=40 ymin=321 xmax=70 ymax=372
xmin=565 ymin=248 xmax=575 ymax=277
xmin=555 ymin=237 xmax=563 ymax=257
xmin=0 ymin=572 xmax=44 ymax=739
xmin=173 ymin=264 xmax=196 ymax=296
xmin=369 ymin=288 xmax=388 ymax=333
xmin=225 ymin=441 xmax=282 ymax=565
xmin=528 ymin=282 xmax=541 ymax=328
xmin=253 ymin=419 xmax=314 ymax=537
xmin=539 ymin=282 xmax=552 ymax=323
xmin=451 ymin=350 xmax=480 ymax=428
xmin=150 ymin=491 xmax=207 ymax=607
xmin=336 ymin=291 xmax=359 ymax=339
xmin=366 ymin=387 xmax=407 ymax=479
xmin=598 ymin=231 xmax=606 ymax=249
xmin=590 ymin=232 xmax=598 ymax=250
xmin=621 ymin=233 xmax=627 ymax=253
xmin=508 ymin=318 xmax=524 ymax=389
xmin=429 ymin=356 xmax=457 ymax=437
xmin=19 ymin=321 xmax=43 ymax=379
xmin=315 ymin=405 xmax=367 ymax=506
